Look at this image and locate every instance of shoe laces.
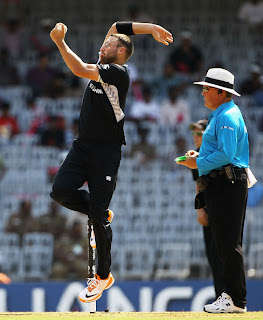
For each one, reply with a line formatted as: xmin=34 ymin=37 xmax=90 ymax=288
xmin=214 ymin=292 xmax=231 ymax=306
xmin=86 ymin=278 xmax=94 ymax=285
xmin=87 ymin=278 xmax=100 ymax=292
xmin=214 ymin=295 xmax=224 ymax=306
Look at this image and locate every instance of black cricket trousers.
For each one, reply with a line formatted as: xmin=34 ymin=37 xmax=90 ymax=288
xmin=204 ymin=170 xmax=248 ymax=308
xmin=203 ymin=225 xmax=225 ymax=298
xmin=50 ymin=139 xmax=121 ymax=279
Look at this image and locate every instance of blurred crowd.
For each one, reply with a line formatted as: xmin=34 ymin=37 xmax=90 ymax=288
xmin=0 ymin=1 xmax=263 ymax=149
xmin=0 ymin=0 xmax=263 ymax=281
xmin=4 ymin=198 xmax=88 ymax=279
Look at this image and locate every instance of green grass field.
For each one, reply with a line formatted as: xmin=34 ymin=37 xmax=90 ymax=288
xmin=0 ymin=312 xmax=263 ymax=320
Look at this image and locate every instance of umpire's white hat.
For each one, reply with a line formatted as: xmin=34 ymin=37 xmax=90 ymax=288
xmin=194 ymin=68 xmax=241 ymax=96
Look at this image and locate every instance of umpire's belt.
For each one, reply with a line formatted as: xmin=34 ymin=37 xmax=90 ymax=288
xmin=197 ymin=167 xmax=246 ymax=191
xmin=208 ymin=167 xmax=246 ymax=180
xmin=196 ymin=170 xmax=223 ymax=192
xmin=232 ymin=167 xmax=247 ymax=178
xmin=196 ymin=170 xmax=223 ymax=191
xmin=209 ymin=169 xmax=225 ymax=179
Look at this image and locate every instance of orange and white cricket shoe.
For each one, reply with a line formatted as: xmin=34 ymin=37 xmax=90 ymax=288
xmin=90 ymin=210 xmax=114 ymax=249
xmin=107 ymin=209 xmax=114 ymax=224
xmin=79 ymin=273 xmax=115 ymax=302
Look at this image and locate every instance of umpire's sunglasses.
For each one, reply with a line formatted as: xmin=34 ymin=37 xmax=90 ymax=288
xmin=192 ymin=131 xmax=203 ymax=136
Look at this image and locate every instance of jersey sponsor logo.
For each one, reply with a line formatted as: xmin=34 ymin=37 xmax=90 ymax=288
xmin=100 ymin=64 xmax=110 ymax=70
xmin=89 ymin=82 xmax=103 ymax=94
xmin=221 ymin=126 xmax=234 ymax=131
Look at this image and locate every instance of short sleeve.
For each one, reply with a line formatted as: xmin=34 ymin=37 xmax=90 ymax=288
xmin=97 ymin=63 xmax=128 ymax=87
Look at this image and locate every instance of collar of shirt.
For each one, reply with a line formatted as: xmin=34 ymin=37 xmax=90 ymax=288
xmin=209 ymin=100 xmax=235 ymax=121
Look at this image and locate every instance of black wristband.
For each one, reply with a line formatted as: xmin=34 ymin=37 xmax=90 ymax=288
xmin=116 ymin=21 xmax=134 ymax=35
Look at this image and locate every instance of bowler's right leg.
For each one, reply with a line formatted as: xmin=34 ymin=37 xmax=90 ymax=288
xmin=50 ymin=143 xmax=90 ymax=215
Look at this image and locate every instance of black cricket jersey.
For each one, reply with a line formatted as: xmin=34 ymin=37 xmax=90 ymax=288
xmin=77 ymin=63 xmax=130 ymax=146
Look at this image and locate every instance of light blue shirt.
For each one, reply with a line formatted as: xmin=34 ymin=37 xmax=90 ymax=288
xmin=196 ymin=100 xmax=249 ymax=176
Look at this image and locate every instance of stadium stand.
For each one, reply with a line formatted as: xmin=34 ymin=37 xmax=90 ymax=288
xmin=19 ymin=232 xmax=54 ymax=281
xmin=0 ymin=0 xmax=263 ymax=281
xmin=0 ymin=232 xmax=20 ymax=280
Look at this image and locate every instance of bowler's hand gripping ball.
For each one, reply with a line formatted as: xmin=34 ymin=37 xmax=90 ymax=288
xmin=58 ymin=23 xmax=67 ymax=34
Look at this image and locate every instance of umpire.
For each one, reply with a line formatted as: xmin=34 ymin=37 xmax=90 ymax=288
xmin=178 ymin=68 xmax=249 ymax=313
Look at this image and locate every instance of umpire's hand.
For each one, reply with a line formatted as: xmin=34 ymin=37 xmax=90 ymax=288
xmin=177 ymin=156 xmax=198 ymax=169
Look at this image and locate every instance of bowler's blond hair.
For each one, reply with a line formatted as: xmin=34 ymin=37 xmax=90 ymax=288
xmin=111 ymin=33 xmax=134 ymax=62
